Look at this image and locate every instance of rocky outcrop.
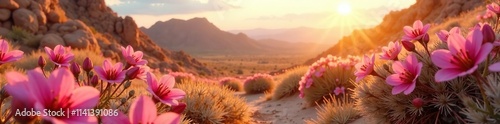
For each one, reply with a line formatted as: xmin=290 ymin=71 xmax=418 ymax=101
xmin=307 ymin=0 xmax=484 ymax=64
xmin=0 ymin=0 xmax=214 ymax=75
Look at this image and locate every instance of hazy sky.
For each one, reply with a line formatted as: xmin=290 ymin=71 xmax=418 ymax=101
xmin=106 ymin=0 xmax=416 ymax=30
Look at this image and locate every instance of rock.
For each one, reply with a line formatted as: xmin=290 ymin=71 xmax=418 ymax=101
xmin=47 ymin=23 xmax=61 ymax=33
xmin=39 ymin=33 xmax=65 ymax=48
xmin=58 ymin=25 xmax=77 ymax=34
xmin=62 ymin=29 xmax=97 ymax=49
xmin=33 ymin=10 xmax=46 ymax=25
xmin=2 ymin=21 xmax=11 ymax=29
xmin=122 ymin=16 xmax=139 ymax=46
xmin=102 ymin=50 xmax=115 ymax=58
xmin=14 ymin=0 xmax=30 ymax=8
xmin=0 ymin=9 xmax=11 ymax=21
xmin=0 ymin=27 xmax=9 ymax=37
xmin=38 ymin=25 xmax=47 ymax=34
xmin=29 ymin=1 xmax=40 ymax=10
xmin=115 ymin=21 xmax=122 ymax=33
xmin=0 ymin=0 xmax=20 ymax=10
xmin=12 ymin=8 xmax=38 ymax=32
xmin=35 ymin=0 xmax=50 ymax=12
xmin=47 ymin=8 xmax=67 ymax=23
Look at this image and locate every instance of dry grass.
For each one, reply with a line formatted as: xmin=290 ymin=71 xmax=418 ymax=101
xmin=272 ymin=66 xmax=308 ymax=100
xmin=306 ymin=95 xmax=360 ymax=124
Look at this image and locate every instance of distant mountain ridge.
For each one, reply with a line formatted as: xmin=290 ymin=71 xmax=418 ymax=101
xmin=141 ymin=17 xmax=329 ymax=56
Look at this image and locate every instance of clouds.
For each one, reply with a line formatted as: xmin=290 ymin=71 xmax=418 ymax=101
xmin=108 ymin=0 xmax=242 ymax=15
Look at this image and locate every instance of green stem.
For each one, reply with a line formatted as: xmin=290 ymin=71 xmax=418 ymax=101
xmin=483 ymin=55 xmax=491 ymax=77
xmin=102 ymin=79 xmax=128 ymax=108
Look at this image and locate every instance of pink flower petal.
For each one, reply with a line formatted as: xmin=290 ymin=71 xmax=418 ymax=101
xmin=392 ymin=61 xmax=405 ymax=74
xmin=0 ymin=40 xmax=8 ymax=52
xmin=403 ymin=81 xmax=416 ymax=95
xmin=129 ymin=96 xmax=157 ymax=124
xmin=474 ymin=43 xmax=493 ymax=65
xmin=413 ymin=20 xmax=423 ymax=30
xmin=68 ymin=86 xmax=99 ymax=109
xmin=431 ymin=50 xmax=458 ymax=69
xmin=422 ymin=24 xmax=431 ymax=33
xmin=466 ymin=28 xmax=483 ymax=56
xmin=27 ymin=68 xmax=52 ymax=107
xmin=48 ymin=68 xmax=75 ymax=100
xmin=164 ymin=89 xmax=186 ymax=101
xmin=386 ymin=74 xmax=403 ymax=86
xmin=435 ymin=68 xmax=463 ymax=82
xmin=146 ymin=72 xmax=159 ymax=91
xmin=392 ymin=83 xmax=410 ymax=95
xmin=102 ymin=111 xmax=130 ymax=124
xmin=447 ymin=33 xmax=466 ymax=55
xmin=161 ymin=75 xmax=176 ymax=88
xmin=154 ymin=112 xmax=180 ymax=124
xmin=489 ymin=62 xmax=500 ymax=72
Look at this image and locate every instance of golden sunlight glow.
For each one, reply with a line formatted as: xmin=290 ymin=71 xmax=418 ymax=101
xmin=337 ymin=2 xmax=352 ymax=15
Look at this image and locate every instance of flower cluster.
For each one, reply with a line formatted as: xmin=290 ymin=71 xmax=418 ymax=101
xmin=299 ymin=55 xmax=359 ymax=105
xmin=0 ymin=42 xmax=185 ymax=123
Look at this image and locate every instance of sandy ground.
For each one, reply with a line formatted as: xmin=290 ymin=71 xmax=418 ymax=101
xmin=235 ymin=92 xmax=368 ymax=124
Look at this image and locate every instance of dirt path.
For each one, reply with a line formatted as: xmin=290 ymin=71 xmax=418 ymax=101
xmin=235 ymin=92 xmax=369 ymax=124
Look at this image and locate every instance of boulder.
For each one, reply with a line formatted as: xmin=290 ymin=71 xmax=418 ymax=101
xmin=35 ymin=0 xmax=50 ymax=12
xmin=0 ymin=0 xmax=20 ymax=10
xmin=14 ymin=0 xmax=29 ymax=8
xmin=122 ymin=16 xmax=139 ymax=46
xmin=115 ymin=21 xmax=122 ymax=33
xmin=29 ymin=1 xmax=40 ymax=10
xmin=33 ymin=9 xmax=46 ymax=25
xmin=12 ymin=8 xmax=38 ymax=32
xmin=0 ymin=9 xmax=11 ymax=21
xmin=47 ymin=8 xmax=67 ymax=23
xmin=102 ymin=50 xmax=115 ymax=58
xmin=62 ymin=29 xmax=97 ymax=49
xmin=0 ymin=27 xmax=9 ymax=37
xmin=2 ymin=21 xmax=11 ymax=29
xmin=39 ymin=33 xmax=65 ymax=48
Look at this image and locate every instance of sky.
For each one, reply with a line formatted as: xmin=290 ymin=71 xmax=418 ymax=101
xmin=106 ymin=0 xmax=416 ymax=30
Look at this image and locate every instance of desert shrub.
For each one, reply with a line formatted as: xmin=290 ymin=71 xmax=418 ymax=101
xmin=218 ymin=77 xmax=242 ymax=91
xmin=176 ymin=80 xmax=251 ymax=123
xmin=243 ymin=73 xmax=275 ymax=94
xmin=353 ymin=18 xmax=500 ymax=123
xmin=272 ymin=66 xmax=308 ymax=100
xmin=6 ymin=26 xmax=39 ymax=47
xmin=299 ymin=55 xmax=359 ymax=106
xmin=168 ymin=71 xmax=196 ymax=83
xmin=306 ymin=95 xmax=360 ymax=124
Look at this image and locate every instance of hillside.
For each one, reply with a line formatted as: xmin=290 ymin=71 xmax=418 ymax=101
xmin=307 ymin=0 xmax=484 ymax=64
xmin=0 ymin=0 xmax=213 ymax=75
xmin=141 ymin=18 xmax=329 ymax=56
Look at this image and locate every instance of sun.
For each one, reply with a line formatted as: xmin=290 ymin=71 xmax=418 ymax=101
xmin=337 ymin=2 xmax=352 ymax=15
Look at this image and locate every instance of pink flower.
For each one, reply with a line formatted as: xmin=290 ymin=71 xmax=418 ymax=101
xmin=489 ymin=62 xmax=500 ymax=72
xmin=354 ymin=54 xmax=375 ymax=82
xmin=386 ymin=54 xmax=422 ymax=95
xmin=333 ymin=86 xmax=345 ymax=95
xmin=145 ymin=72 xmax=186 ymax=106
xmin=402 ymin=20 xmax=431 ymax=41
xmin=101 ymin=95 xmax=180 ymax=124
xmin=44 ymin=45 xmax=74 ymax=67
xmin=436 ymin=27 xmax=461 ymax=43
xmin=121 ymin=45 xmax=148 ymax=66
xmin=0 ymin=39 xmax=23 ymax=64
xmin=126 ymin=66 xmax=150 ymax=80
xmin=94 ymin=59 xmax=127 ymax=83
xmin=314 ymin=67 xmax=326 ymax=77
xmin=379 ymin=41 xmax=402 ymax=60
xmin=5 ymin=68 xmax=100 ymax=123
xmin=487 ymin=3 xmax=500 ymax=14
xmin=431 ymin=28 xmax=493 ymax=82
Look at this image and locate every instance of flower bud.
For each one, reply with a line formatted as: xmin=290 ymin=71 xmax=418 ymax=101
xmin=70 ymin=62 xmax=81 ymax=77
xmin=481 ymin=24 xmax=496 ymax=43
xmin=401 ymin=40 xmax=416 ymax=52
xmin=129 ymin=90 xmax=135 ymax=97
xmin=126 ymin=67 xmax=140 ymax=79
xmin=82 ymin=57 xmax=93 ymax=72
xmin=421 ymin=33 xmax=429 ymax=44
xmin=171 ymin=102 xmax=187 ymax=114
xmin=38 ymin=56 xmax=46 ymax=68
xmin=90 ymin=75 xmax=99 ymax=87
xmin=412 ymin=97 xmax=424 ymax=108
xmin=120 ymin=98 xmax=127 ymax=104
xmin=123 ymin=80 xmax=131 ymax=89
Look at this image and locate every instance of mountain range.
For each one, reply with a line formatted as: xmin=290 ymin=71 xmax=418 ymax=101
xmin=140 ymin=18 xmax=330 ymax=56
